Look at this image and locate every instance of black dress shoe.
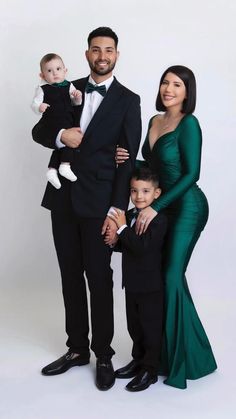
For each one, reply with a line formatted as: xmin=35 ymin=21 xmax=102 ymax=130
xmin=115 ymin=360 xmax=142 ymax=379
xmin=96 ymin=357 xmax=115 ymax=391
xmin=126 ymin=369 xmax=158 ymax=392
xmin=41 ymin=351 xmax=90 ymax=376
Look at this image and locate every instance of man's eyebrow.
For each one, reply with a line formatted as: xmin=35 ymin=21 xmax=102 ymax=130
xmin=91 ymin=45 xmax=115 ymax=49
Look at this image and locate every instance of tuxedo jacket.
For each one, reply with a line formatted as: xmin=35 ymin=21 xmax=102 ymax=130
xmin=115 ymin=209 xmax=168 ymax=293
xmin=32 ymin=77 xmax=142 ymax=217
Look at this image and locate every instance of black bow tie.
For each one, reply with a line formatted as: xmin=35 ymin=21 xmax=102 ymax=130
xmin=127 ymin=209 xmax=140 ymax=223
xmin=85 ymin=82 xmax=106 ymax=97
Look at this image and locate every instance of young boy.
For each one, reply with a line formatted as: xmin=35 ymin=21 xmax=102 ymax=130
xmin=31 ymin=53 xmax=82 ymax=189
xmin=108 ymin=167 xmax=167 ymax=392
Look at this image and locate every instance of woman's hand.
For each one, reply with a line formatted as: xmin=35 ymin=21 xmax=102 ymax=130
xmin=135 ymin=206 xmax=157 ymax=235
xmin=115 ymin=146 xmax=130 ymax=164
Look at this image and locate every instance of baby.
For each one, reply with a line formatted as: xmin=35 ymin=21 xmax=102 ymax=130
xmin=31 ymin=53 xmax=82 ymax=189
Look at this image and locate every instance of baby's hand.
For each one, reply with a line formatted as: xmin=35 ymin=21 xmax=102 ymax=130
xmin=39 ymin=103 xmax=50 ymax=113
xmin=71 ymin=89 xmax=82 ymax=104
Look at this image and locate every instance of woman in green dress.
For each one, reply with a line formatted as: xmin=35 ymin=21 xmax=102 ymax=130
xmin=116 ymin=65 xmax=217 ymax=389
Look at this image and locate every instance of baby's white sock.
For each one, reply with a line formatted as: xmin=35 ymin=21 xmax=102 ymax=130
xmin=46 ymin=168 xmax=61 ymax=189
xmin=59 ymin=163 xmax=77 ymax=182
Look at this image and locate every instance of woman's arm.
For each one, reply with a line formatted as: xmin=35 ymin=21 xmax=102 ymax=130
xmin=151 ymin=115 xmax=202 ymax=212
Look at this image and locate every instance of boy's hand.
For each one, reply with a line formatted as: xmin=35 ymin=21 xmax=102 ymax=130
xmin=39 ymin=102 xmax=50 ymax=113
xmin=102 ymin=216 xmax=118 ymax=246
xmin=104 ymin=231 xmax=119 ymax=247
xmin=108 ymin=208 xmax=126 ymax=229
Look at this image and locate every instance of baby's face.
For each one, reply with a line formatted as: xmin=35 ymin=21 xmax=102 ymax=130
xmin=40 ymin=58 xmax=67 ymax=84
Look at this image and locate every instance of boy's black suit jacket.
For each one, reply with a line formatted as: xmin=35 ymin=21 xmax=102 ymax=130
xmin=115 ymin=209 xmax=168 ymax=293
xmin=32 ymin=76 xmax=142 ymax=217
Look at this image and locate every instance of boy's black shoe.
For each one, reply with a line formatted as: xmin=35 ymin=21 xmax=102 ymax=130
xmin=115 ymin=359 xmax=142 ymax=379
xmin=126 ymin=369 xmax=158 ymax=392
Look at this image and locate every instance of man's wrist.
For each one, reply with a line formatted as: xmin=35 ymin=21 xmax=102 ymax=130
xmin=56 ymin=129 xmax=66 ymax=148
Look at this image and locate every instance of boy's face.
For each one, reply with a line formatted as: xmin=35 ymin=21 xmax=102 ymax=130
xmin=130 ymin=179 xmax=161 ymax=210
xmin=40 ymin=58 xmax=67 ymax=84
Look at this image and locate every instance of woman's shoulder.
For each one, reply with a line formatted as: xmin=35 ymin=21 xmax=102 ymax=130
xmin=178 ymin=114 xmax=202 ymax=143
xmin=148 ymin=114 xmax=162 ymax=127
xmin=180 ymin=113 xmax=200 ymax=128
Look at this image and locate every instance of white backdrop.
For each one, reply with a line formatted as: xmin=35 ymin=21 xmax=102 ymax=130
xmin=1 ymin=1 xmax=235 ymax=418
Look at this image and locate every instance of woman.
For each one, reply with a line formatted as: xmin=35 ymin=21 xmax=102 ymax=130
xmin=116 ymin=65 xmax=217 ymax=389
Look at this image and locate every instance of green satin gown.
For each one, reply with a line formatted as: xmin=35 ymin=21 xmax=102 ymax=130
xmin=141 ymin=114 xmax=217 ymax=389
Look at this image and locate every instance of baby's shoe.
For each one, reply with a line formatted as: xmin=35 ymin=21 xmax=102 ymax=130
xmin=46 ymin=168 xmax=61 ymax=189
xmin=59 ymin=163 xmax=77 ymax=182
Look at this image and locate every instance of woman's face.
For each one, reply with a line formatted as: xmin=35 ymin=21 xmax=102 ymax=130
xmin=160 ymin=72 xmax=187 ymax=111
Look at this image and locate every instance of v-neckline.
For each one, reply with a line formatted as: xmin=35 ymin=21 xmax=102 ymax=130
xmin=148 ymin=114 xmax=187 ymax=152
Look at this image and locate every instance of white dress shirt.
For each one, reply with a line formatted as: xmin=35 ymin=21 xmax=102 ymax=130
xmin=56 ymin=75 xmax=114 ymax=148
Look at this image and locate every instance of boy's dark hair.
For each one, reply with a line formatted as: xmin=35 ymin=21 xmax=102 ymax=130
xmin=40 ymin=53 xmax=64 ymax=71
xmin=87 ymin=27 xmax=118 ymax=48
xmin=131 ymin=166 xmax=159 ymax=188
xmin=155 ymin=65 xmax=196 ymax=114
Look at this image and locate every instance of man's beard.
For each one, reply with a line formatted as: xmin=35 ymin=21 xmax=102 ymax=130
xmin=88 ymin=59 xmax=116 ymax=76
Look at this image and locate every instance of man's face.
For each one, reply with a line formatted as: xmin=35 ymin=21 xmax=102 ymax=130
xmin=85 ymin=36 xmax=119 ymax=78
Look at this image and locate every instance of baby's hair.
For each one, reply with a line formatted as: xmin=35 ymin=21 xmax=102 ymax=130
xmin=131 ymin=166 xmax=160 ymax=188
xmin=40 ymin=53 xmax=64 ymax=71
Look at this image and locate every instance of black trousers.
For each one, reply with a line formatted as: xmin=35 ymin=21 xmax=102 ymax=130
xmin=48 ymin=148 xmax=75 ymax=169
xmin=51 ymin=208 xmax=115 ymax=358
xmin=125 ymin=289 xmax=164 ymax=371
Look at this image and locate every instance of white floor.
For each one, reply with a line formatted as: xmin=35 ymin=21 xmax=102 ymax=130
xmin=1 ymin=253 xmax=235 ymax=419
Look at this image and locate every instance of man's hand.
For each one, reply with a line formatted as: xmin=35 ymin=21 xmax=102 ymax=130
xmin=61 ymin=127 xmax=83 ymax=148
xmin=102 ymin=216 xmax=118 ymax=246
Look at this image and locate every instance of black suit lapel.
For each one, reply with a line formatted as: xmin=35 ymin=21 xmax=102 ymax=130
xmin=126 ymin=208 xmax=138 ymax=228
xmin=84 ymin=77 xmax=123 ymax=138
xmin=72 ymin=77 xmax=89 ymax=125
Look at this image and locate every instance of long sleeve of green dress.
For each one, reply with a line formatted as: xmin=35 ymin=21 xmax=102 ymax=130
xmin=149 ymin=115 xmax=202 ymax=212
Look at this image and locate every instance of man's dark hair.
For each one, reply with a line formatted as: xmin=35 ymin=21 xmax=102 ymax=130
xmin=87 ymin=27 xmax=118 ymax=48
xmin=131 ymin=166 xmax=159 ymax=188
xmin=155 ymin=65 xmax=196 ymax=114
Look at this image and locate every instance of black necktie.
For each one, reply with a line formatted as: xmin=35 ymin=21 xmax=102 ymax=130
xmin=85 ymin=82 xmax=106 ymax=97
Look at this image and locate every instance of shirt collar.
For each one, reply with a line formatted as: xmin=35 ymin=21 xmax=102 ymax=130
xmin=88 ymin=75 xmax=114 ymax=91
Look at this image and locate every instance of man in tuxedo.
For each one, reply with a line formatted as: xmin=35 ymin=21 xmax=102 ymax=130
xmin=32 ymin=27 xmax=141 ymax=390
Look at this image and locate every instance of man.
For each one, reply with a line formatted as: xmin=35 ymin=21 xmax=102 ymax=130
xmin=32 ymin=27 xmax=141 ymax=390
